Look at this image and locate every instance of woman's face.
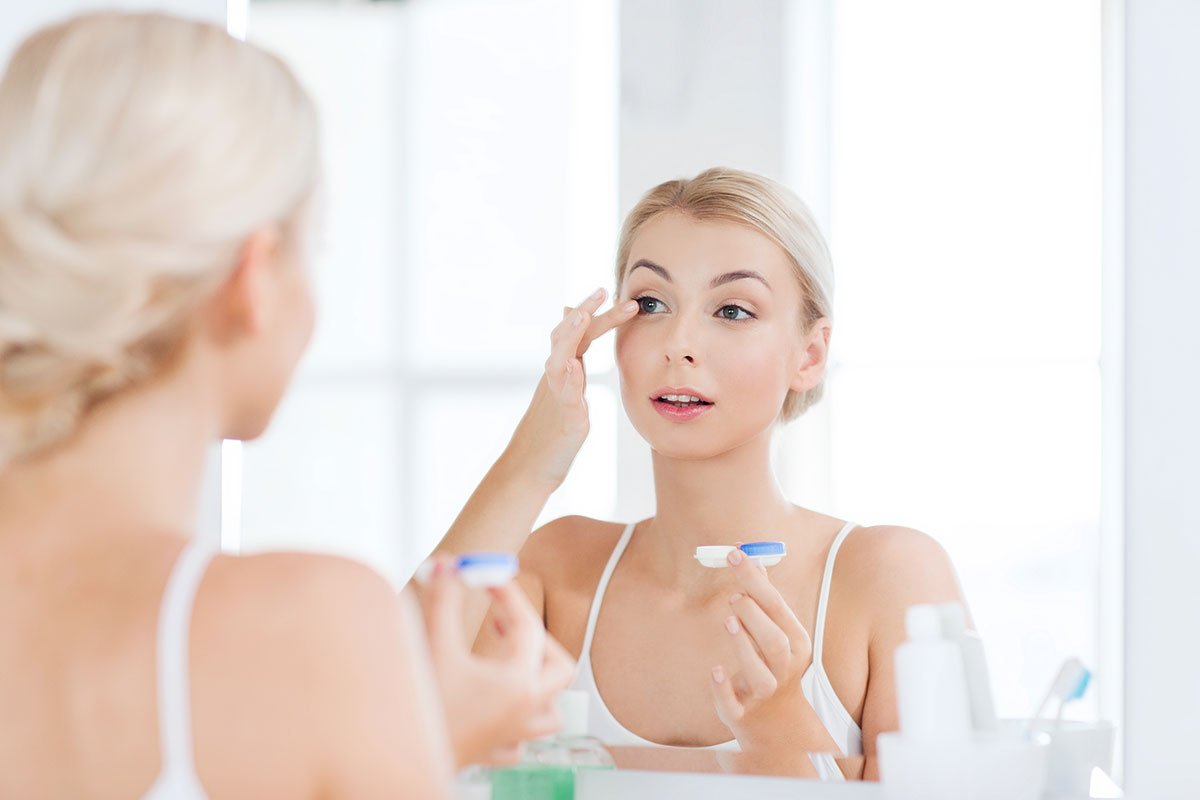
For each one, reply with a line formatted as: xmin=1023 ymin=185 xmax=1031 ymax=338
xmin=615 ymin=211 xmax=818 ymax=461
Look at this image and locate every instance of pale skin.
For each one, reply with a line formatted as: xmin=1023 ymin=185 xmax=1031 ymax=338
xmin=0 ymin=222 xmax=572 ymax=798
xmin=435 ymin=211 xmax=971 ymax=779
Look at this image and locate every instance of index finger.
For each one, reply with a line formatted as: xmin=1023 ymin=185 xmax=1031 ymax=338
xmin=726 ymin=550 xmax=808 ymax=649
xmin=540 ymin=631 xmax=577 ymax=692
xmin=487 ymin=581 xmax=545 ymax=672
xmin=577 ymin=299 xmax=639 ymax=358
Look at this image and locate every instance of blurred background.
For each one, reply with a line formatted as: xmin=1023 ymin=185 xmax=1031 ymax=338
xmin=0 ymin=0 xmax=1117 ymax=743
xmin=230 ymin=0 xmax=1113 ymax=730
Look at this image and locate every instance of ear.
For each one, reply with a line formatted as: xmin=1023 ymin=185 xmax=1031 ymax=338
xmin=203 ymin=227 xmax=281 ymax=346
xmin=788 ymin=317 xmax=832 ymax=394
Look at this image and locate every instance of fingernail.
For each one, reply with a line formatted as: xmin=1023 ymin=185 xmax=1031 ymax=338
xmin=433 ymin=561 xmax=451 ymax=578
xmin=622 ymin=300 xmax=638 ymax=312
xmin=728 ymin=549 xmax=743 ymax=566
xmin=572 ymin=310 xmax=584 ymax=327
xmin=712 ymin=666 xmax=725 ymax=684
xmin=565 ymin=360 xmax=574 ymax=375
xmin=725 ymin=616 xmax=740 ymax=634
xmin=729 ymin=593 xmax=744 ymax=605
xmin=589 ymin=287 xmax=605 ymax=301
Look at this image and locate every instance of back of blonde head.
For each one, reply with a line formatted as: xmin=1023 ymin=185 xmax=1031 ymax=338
xmin=0 ymin=11 xmax=319 ymax=466
xmin=615 ymin=167 xmax=834 ymax=421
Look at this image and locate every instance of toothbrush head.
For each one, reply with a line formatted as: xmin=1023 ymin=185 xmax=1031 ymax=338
xmin=1053 ymin=657 xmax=1092 ymax=703
xmin=1065 ymin=665 xmax=1091 ymax=701
xmin=1032 ymin=656 xmax=1093 ymax=720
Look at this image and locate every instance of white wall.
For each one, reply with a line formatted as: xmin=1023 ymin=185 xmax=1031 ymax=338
xmin=1123 ymin=1 xmax=1200 ymax=796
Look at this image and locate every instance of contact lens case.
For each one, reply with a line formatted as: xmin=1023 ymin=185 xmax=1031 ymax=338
xmin=454 ymin=552 xmax=519 ymax=587
xmin=694 ymin=541 xmax=787 ymax=568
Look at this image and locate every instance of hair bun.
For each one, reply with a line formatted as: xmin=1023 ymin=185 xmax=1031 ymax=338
xmin=0 ymin=11 xmax=319 ymax=466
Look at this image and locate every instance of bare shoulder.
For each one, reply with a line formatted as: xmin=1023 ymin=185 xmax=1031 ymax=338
xmin=200 ymin=549 xmax=420 ymax=717
xmin=520 ymin=515 xmax=629 ymax=585
xmin=517 ymin=516 xmax=630 ymax=652
xmin=194 ymin=551 xmax=450 ymax=797
xmin=839 ymin=524 xmax=956 ymax=579
xmin=196 ymin=549 xmax=407 ymax=718
xmin=835 ymin=525 xmax=971 ymax=774
xmin=206 ymin=549 xmax=394 ymax=621
xmin=836 ymin=525 xmax=966 ymax=629
xmin=199 ymin=549 xmax=402 ymax=662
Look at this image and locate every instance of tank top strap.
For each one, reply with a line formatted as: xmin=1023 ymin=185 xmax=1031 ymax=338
xmin=811 ymin=521 xmax=858 ymax=667
xmin=154 ymin=537 xmax=215 ymax=784
xmin=577 ymin=522 xmax=636 ymax=661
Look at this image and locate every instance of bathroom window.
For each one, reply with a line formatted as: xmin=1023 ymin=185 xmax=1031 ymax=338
xmin=230 ymin=0 xmax=1109 ymax=729
xmin=233 ymin=0 xmax=619 ymax=585
xmin=796 ymin=0 xmax=1106 ymax=721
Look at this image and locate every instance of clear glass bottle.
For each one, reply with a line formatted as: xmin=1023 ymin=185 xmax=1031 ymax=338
xmin=490 ymin=690 xmax=614 ymax=800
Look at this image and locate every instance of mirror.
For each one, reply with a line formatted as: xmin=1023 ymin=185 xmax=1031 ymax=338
xmin=237 ymin=0 xmax=1117 ymax=784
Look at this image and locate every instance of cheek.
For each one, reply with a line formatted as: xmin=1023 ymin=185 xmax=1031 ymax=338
xmin=299 ymin=280 xmax=316 ymax=345
xmin=614 ymin=325 xmax=648 ymax=376
xmin=712 ymin=329 xmax=795 ymax=401
xmin=287 ymin=269 xmax=317 ymax=352
xmin=615 ymin=325 xmax=660 ymax=412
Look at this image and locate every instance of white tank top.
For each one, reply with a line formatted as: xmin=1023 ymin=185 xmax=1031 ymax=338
xmin=142 ymin=538 xmax=213 ymax=800
xmin=568 ymin=520 xmax=864 ymax=780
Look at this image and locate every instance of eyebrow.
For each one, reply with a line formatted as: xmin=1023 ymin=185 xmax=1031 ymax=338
xmin=628 ymin=259 xmax=771 ymax=290
xmin=629 ymin=259 xmax=671 ymax=281
xmin=711 ymin=270 xmax=771 ymax=290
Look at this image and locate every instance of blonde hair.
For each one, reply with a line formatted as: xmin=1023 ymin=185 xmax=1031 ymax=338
xmin=615 ymin=167 xmax=833 ymax=421
xmin=0 ymin=11 xmax=319 ymax=466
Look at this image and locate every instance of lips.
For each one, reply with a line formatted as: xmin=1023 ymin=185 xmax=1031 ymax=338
xmin=651 ymin=386 xmax=714 ymax=422
xmin=651 ymin=387 xmax=714 ymax=406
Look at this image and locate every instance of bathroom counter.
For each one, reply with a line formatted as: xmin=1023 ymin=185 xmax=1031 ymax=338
xmin=460 ymin=743 xmax=1121 ymax=799
xmin=462 ymin=766 xmax=1119 ymax=799
xmin=576 ymin=769 xmax=883 ymax=799
xmin=573 ymin=746 xmax=882 ymax=798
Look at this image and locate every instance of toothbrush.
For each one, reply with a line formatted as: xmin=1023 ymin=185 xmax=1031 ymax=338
xmin=1032 ymin=657 xmax=1092 ymax=722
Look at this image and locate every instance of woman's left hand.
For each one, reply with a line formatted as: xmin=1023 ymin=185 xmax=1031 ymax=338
xmin=709 ymin=548 xmax=821 ymax=756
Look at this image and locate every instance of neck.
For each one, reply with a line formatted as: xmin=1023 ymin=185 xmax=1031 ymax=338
xmin=640 ymin=428 xmax=797 ymax=596
xmin=0 ymin=367 xmax=218 ymax=550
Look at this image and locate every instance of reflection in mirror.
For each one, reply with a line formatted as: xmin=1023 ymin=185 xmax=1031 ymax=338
xmin=238 ymin=0 xmax=1114 ymax=790
xmin=606 ymin=745 xmax=865 ymax=780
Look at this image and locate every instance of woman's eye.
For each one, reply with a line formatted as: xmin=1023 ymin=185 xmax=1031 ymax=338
xmin=718 ymin=305 xmax=754 ymax=321
xmin=636 ymin=296 xmax=666 ymax=314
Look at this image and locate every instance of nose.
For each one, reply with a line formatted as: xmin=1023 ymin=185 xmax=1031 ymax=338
xmin=663 ymin=314 xmax=698 ymax=365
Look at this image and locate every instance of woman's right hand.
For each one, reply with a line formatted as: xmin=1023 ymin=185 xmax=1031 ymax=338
xmin=503 ymin=287 xmax=639 ymax=491
xmin=419 ymin=561 xmax=576 ymax=767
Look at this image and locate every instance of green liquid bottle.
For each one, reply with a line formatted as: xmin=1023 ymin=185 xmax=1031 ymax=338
xmin=490 ymin=690 xmax=615 ymax=800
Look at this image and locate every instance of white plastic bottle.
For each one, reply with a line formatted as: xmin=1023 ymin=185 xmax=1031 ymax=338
xmin=938 ymin=602 xmax=998 ymax=733
xmin=893 ymin=604 xmax=972 ymax=742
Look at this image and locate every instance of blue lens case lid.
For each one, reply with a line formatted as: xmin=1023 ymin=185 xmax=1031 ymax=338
xmin=739 ymin=541 xmax=787 ymax=557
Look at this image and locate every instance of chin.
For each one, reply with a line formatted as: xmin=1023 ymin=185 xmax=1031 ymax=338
xmin=225 ymin=403 xmax=282 ymax=442
xmin=648 ymin=442 xmax=728 ymax=461
xmin=631 ymin=419 xmax=756 ymax=462
xmin=627 ymin=397 xmax=786 ymax=462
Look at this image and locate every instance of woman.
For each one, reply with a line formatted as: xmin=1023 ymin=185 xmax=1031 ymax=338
xmin=436 ymin=167 xmax=973 ymax=780
xmin=0 ymin=12 xmax=570 ymax=798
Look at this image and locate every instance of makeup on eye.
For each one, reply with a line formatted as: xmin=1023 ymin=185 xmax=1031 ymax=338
xmin=717 ymin=304 xmax=756 ymax=321
xmin=632 ymin=295 xmax=667 ymax=314
xmin=627 ymin=294 xmax=760 ymax=321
